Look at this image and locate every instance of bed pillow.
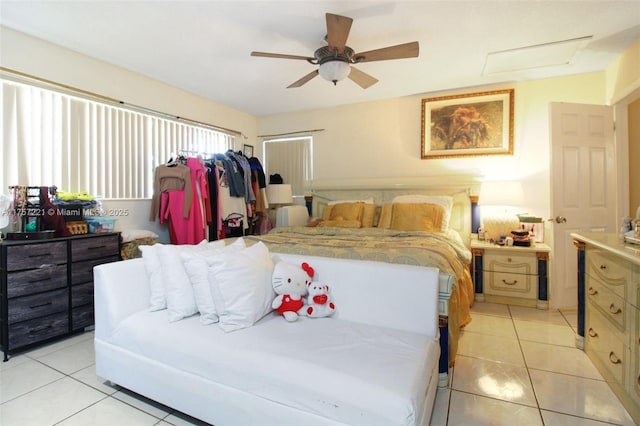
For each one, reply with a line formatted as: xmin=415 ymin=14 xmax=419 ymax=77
xmin=139 ymin=244 xmax=166 ymax=311
xmin=377 ymin=204 xmax=393 ymax=229
xmin=322 ymin=203 xmax=375 ymax=227
xmin=121 ymin=229 xmax=160 ymax=243
xmin=391 ymin=195 xmax=453 ymax=232
xmin=390 ymin=203 xmax=446 ymax=232
xmin=327 ymin=197 xmax=374 ymax=205
xmin=207 ymin=242 xmax=276 ymax=332
xmin=328 ymin=202 xmax=364 ymax=222
xmin=181 ymin=238 xmax=247 ymax=325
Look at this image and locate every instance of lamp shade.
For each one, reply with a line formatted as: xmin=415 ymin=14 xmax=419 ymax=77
xmin=478 ymin=180 xmax=525 ymax=207
xmin=318 ymin=60 xmax=351 ymax=84
xmin=266 ymin=184 xmax=293 ymax=205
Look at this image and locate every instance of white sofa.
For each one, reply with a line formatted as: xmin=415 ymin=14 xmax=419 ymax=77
xmin=94 ymin=252 xmax=441 ymax=426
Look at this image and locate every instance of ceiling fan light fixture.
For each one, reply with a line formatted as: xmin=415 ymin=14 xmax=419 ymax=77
xmin=318 ymin=60 xmax=351 ymax=85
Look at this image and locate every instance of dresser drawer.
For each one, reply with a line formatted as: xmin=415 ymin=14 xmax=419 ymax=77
xmin=70 ymin=235 xmax=119 ymax=262
xmin=586 ymin=249 xmax=632 ymax=301
xmin=586 ymin=277 xmax=628 ymax=333
xmin=483 ymin=270 xmax=536 ymax=299
xmin=72 ymin=305 xmax=94 ymax=331
xmin=7 ymin=311 xmax=69 ymax=349
xmin=483 ymin=252 xmax=536 ymax=275
xmin=71 ymin=282 xmax=93 ymax=307
xmin=7 ymin=264 xmax=68 ymax=298
xmin=586 ymin=300 xmax=627 ymax=386
xmin=5 ymin=241 xmax=67 ymax=271
xmin=70 ymin=255 xmax=120 ymax=285
xmin=8 ymin=288 xmax=68 ymax=324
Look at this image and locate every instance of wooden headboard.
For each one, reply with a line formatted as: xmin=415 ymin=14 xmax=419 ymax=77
xmin=310 ymin=178 xmax=480 ymax=247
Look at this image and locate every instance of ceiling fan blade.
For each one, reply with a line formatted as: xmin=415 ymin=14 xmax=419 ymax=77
xmin=251 ymin=51 xmax=314 ymax=61
xmin=325 ymin=13 xmax=353 ymax=52
xmin=354 ymin=41 xmax=419 ymax=62
xmin=287 ymin=70 xmax=319 ymax=88
xmin=348 ymin=67 xmax=378 ymax=89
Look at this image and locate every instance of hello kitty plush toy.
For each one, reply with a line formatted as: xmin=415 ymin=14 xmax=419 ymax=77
xmin=306 ymin=282 xmax=336 ymax=318
xmin=271 ymin=261 xmax=314 ymax=322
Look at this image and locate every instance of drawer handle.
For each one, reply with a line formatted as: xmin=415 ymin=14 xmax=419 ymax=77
xmin=28 ymin=253 xmax=52 ymax=258
xmin=87 ymin=245 xmax=107 ymax=250
xmin=600 ymin=264 xmax=607 ymax=270
xmin=609 ymin=351 xmax=622 ymax=365
xmin=638 ymin=376 xmax=640 ymax=387
xmin=609 ymin=304 xmax=622 ymax=315
xmin=501 ymin=279 xmax=518 ymax=286
xmin=28 ymin=276 xmax=53 ymax=284
xmin=29 ymin=301 xmax=52 ymax=309
xmin=587 ymin=287 xmax=598 ymax=296
xmin=588 ymin=328 xmax=598 ymax=338
xmin=29 ymin=325 xmax=52 ymax=335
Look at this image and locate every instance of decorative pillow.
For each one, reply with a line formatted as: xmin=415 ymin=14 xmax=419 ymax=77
xmin=207 ymin=242 xmax=276 ymax=332
xmin=139 ymin=244 xmax=166 ymax=311
xmin=328 ymin=202 xmax=364 ymax=222
xmin=390 ymin=203 xmax=445 ymax=232
xmin=158 ymin=239 xmax=235 ymax=322
xmin=181 ymin=238 xmax=247 ymax=325
xmin=391 ymin=195 xmax=454 ymax=231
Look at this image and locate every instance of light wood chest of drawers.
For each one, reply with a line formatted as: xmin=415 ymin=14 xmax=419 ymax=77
xmin=573 ymin=233 xmax=640 ymax=425
xmin=1 ymin=233 xmax=120 ymax=360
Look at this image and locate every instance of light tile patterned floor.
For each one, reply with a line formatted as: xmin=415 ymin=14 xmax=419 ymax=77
xmin=0 ymin=302 xmax=635 ymax=425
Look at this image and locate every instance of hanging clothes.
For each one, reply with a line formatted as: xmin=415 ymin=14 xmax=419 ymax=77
xmin=149 ymin=163 xmax=192 ymax=221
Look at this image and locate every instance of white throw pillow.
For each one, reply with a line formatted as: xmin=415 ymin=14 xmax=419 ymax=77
xmin=182 ymin=238 xmax=247 ymax=325
xmin=159 ymin=239 xmax=234 ymax=322
xmin=391 ymin=195 xmax=454 ymax=232
xmin=207 ymin=242 xmax=275 ymax=332
xmin=139 ymin=244 xmax=166 ymax=311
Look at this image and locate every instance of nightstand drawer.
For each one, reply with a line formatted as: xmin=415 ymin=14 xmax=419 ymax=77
xmin=7 ymin=264 xmax=68 ymax=298
xmin=71 ymin=234 xmax=120 ymax=262
xmin=587 ymin=277 xmax=628 ymax=333
xmin=8 ymin=288 xmax=69 ymax=324
xmin=483 ymin=270 xmax=536 ymax=299
xmin=483 ymin=252 xmax=536 ymax=275
xmin=6 ymin=241 xmax=67 ymax=271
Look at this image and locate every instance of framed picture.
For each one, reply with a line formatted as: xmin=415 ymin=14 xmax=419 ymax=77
xmin=421 ymin=89 xmax=514 ymax=159
xmin=243 ymin=144 xmax=254 ymax=157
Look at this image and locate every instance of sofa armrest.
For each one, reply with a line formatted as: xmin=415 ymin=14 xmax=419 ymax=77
xmin=94 ymin=258 xmax=150 ymax=339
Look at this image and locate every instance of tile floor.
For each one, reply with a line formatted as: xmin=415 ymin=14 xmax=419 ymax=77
xmin=0 ymin=302 xmax=635 ymax=425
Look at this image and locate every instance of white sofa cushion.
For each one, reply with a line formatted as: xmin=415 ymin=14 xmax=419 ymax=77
xmin=139 ymin=244 xmax=166 ymax=311
xmin=107 ymin=310 xmax=438 ymax=425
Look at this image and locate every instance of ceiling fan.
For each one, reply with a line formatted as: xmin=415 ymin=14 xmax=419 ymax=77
xmin=251 ymin=13 xmax=419 ymax=89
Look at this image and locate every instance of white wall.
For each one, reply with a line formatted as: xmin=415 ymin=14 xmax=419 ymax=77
xmin=257 ymin=73 xmax=606 ymax=222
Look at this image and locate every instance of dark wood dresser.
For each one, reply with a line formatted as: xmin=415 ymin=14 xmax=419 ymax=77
xmin=0 ymin=233 xmax=120 ymax=360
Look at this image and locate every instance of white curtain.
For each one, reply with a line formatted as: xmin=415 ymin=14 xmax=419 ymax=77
xmin=1 ymin=79 xmax=234 ymax=199
xmin=264 ymin=137 xmax=313 ymax=196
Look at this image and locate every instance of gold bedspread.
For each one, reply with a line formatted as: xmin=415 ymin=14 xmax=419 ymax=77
xmin=243 ymin=226 xmax=474 ymax=366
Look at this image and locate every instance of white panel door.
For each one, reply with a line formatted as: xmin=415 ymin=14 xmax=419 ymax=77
xmin=550 ymin=102 xmax=615 ymax=309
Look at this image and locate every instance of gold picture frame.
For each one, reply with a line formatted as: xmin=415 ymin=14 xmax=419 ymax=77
xmin=421 ymin=89 xmax=514 ymax=159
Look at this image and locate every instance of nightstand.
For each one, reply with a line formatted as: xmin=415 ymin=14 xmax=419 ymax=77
xmin=471 ymin=240 xmax=551 ymax=309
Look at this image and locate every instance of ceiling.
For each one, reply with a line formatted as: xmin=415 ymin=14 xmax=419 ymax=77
xmin=1 ymin=1 xmax=639 ymax=117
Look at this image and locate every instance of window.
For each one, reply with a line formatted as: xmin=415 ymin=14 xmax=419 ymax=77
xmin=263 ymin=136 xmax=313 ymax=197
xmin=1 ymin=77 xmax=235 ymax=199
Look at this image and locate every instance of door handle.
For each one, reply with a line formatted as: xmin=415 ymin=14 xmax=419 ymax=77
xmin=549 ymin=216 xmax=567 ymax=223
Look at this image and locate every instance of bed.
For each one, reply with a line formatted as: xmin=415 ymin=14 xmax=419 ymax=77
xmin=243 ymin=184 xmax=477 ymax=375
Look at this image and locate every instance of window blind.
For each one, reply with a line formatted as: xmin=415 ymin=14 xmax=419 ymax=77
xmin=263 ymin=137 xmax=313 ymax=197
xmin=1 ymin=79 xmax=234 ymax=199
